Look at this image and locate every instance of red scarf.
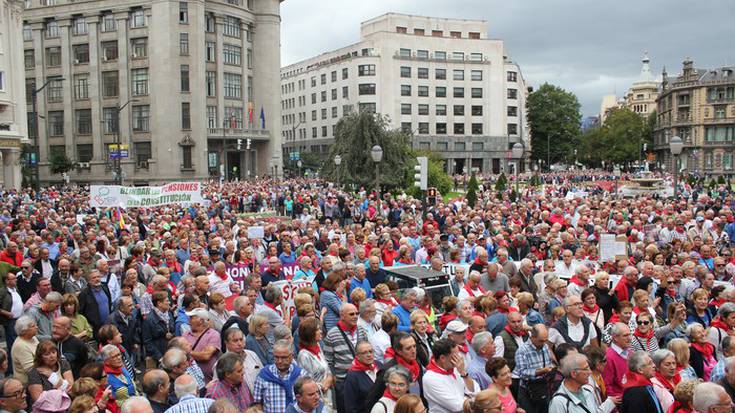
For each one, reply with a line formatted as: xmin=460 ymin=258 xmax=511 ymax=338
xmin=439 ymin=313 xmax=457 ymax=331
xmin=264 ymin=302 xmax=279 ymax=313
xmin=463 ymin=283 xmax=486 ymax=298
xmin=504 ymin=324 xmax=528 ymax=338
xmin=426 ymin=358 xmax=455 ymax=379
xmin=632 ymin=306 xmax=647 ymax=315
xmin=569 ymin=275 xmax=586 ymax=287
xmin=710 ymin=298 xmax=727 ymax=308
xmin=622 ymin=371 xmax=653 ymax=390
xmin=349 ymin=358 xmax=377 ymax=372
xmin=103 ymin=363 xmax=124 ymax=376
xmin=395 ymin=354 xmax=420 ymax=381
xmin=497 ymin=306 xmax=518 ymax=314
xmin=215 ymin=270 xmax=228 ymax=281
xmin=300 ymin=344 xmax=321 ymax=360
xmin=458 ymin=342 xmax=469 ymax=354
xmin=654 ymin=371 xmax=680 ymax=393
xmin=634 ymin=327 xmax=655 ymax=340
xmin=165 ymin=259 xmax=182 ymax=273
xmin=691 ymin=341 xmax=715 ymax=359
xmin=710 ymin=318 xmax=731 ymax=332
xmin=382 ymin=388 xmax=399 ymax=401
xmin=375 ymin=298 xmax=395 ymax=306
xmin=583 ymin=303 xmax=600 ymax=313
xmin=337 ymin=320 xmax=357 ymax=335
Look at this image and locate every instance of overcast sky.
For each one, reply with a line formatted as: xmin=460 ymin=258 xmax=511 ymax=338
xmin=281 ymin=0 xmax=734 ymax=118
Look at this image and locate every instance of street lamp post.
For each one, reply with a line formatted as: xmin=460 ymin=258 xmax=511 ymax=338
xmin=512 ymin=143 xmax=524 ymax=194
xmin=32 ymin=77 xmax=65 ymax=188
xmin=670 ymin=136 xmax=684 ymax=199
xmin=371 ymin=145 xmax=383 ymax=201
xmin=297 ymin=160 xmax=302 ymax=177
xmin=113 ymin=99 xmax=138 ymax=185
xmin=333 ymin=155 xmax=342 ymax=187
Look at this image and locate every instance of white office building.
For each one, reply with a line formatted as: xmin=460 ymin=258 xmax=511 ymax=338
xmin=280 ymin=13 xmax=530 ymax=174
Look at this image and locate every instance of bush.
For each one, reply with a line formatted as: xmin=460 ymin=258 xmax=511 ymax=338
xmin=466 ymin=173 xmax=478 ymax=208
xmin=495 ymin=172 xmax=508 ymax=192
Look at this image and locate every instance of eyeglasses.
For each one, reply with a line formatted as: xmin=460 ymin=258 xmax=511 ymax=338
xmin=387 ymin=381 xmax=408 ymax=388
xmin=637 ymin=320 xmax=651 ymax=326
xmin=0 ymin=389 xmax=25 ymax=399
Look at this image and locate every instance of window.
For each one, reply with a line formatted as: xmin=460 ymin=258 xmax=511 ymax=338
xmin=401 ymin=104 xmax=411 ymax=115
xmin=414 ymin=29 xmax=425 ymax=36
xmin=507 ymin=123 xmax=518 ymax=135
xmin=206 ymin=71 xmax=216 ymax=96
xmin=206 ymin=42 xmax=216 ymax=62
xmin=321 ymin=91 xmax=326 ymax=102
xmin=455 ymin=142 xmax=466 ymax=151
xmin=223 ymin=73 xmax=242 ymax=98
xmin=311 ymin=93 xmax=316 ymax=104
xmin=399 ymin=48 xmax=411 ymax=58
xmin=223 ymin=44 xmax=241 ymax=66
xmin=47 ymin=78 xmax=63 ymax=102
xmin=396 ymin=26 xmax=407 ymax=34
xmin=417 ymin=68 xmax=429 ymax=79
xmin=418 ymin=123 xmax=429 ymax=134
xmin=311 ymin=127 xmax=317 ymax=138
xmin=471 ymin=105 xmax=483 ymax=116
xmin=401 ymin=85 xmax=411 ymax=96
xmin=358 ymin=65 xmax=375 ymax=76
xmin=179 ymin=33 xmax=189 ymax=55
xmin=507 ymin=88 xmax=518 ymax=99
xmin=453 ymin=105 xmax=465 ymax=116
xmin=72 ymin=18 xmax=87 ymax=35
xmin=435 ymin=51 xmax=446 ymax=60
xmin=247 ymin=76 xmax=252 ymax=101
xmin=311 ymin=110 xmax=316 ymax=121
xmin=45 ymin=21 xmax=59 ymax=38
xmin=181 ymin=102 xmax=190 ymax=129
xmin=450 ymin=31 xmax=461 ymax=39
xmin=469 ymin=32 xmax=481 ymax=39
xmin=74 ymin=74 xmax=89 ymax=99
xmin=401 ymin=122 xmax=412 ymax=133
xmin=436 ymin=123 xmax=446 ymax=134
xmin=342 ymin=68 xmax=348 ymax=79
xmin=24 ymin=50 xmax=34 ymax=69
xmin=25 ymin=79 xmax=35 ymax=102
xmin=321 ymin=74 xmax=326 ymax=84
xmin=436 ymin=87 xmax=446 ymax=98
xmin=206 ymin=14 xmax=215 ymax=32
xmin=71 ymin=44 xmax=88 ymax=64
xmin=130 ymin=9 xmax=146 ymax=28
xmin=359 ymin=102 xmax=376 ymax=113
xmin=23 ymin=25 xmax=32 ymax=41
xmin=77 ymin=144 xmax=93 ymax=162
xmin=418 ymin=104 xmax=429 ymax=115
xmin=400 ymin=67 xmax=411 ymax=78
xmin=102 ymin=41 xmax=118 ymax=61
xmin=75 ymin=109 xmax=92 ymax=134
xmin=471 ymin=88 xmax=483 ymax=98
xmin=469 ymin=53 xmax=483 ymax=61
xmin=436 ymin=105 xmax=447 ymax=116
xmin=471 ymin=70 xmax=482 ymax=81
xmin=331 ymin=71 xmax=337 ymax=82
xmin=223 ymin=17 xmax=240 ymax=38
xmin=46 ymin=47 xmax=61 ymax=67
xmin=180 ymin=65 xmax=190 ymax=92
xmin=342 ymin=86 xmax=348 ymax=98
xmin=418 ymin=86 xmax=429 ymax=97
xmin=132 ymin=105 xmax=150 ymax=132
xmin=331 ymin=88 xmax=337 ymax=100
xmin=131 ymin=38 xmax=147 ymax=58
xmin=103 ymin=107 xmax=117 ymax=133
xmin=134 ymin=142 xmax=152 ymax=165
xmin=453 ymin=70 xmax=464 ymax=81
xmin=472 ymin=124 xmax=483 ymax=135
xmin=417 ymin=50 xmax=428 ymax=59
xmin=49 ymin=146 xmax=66 ymax=161
xmin=358 ymin=84 xmax=376 ymax=95
xmin=432 ymin=30 xmax=443 ymax=37
xmin=454 ymin=87 xmax=464 ymax=98
xmin=321 ymin=126 xmax=327 ymax=137
xmin=206 ymin=106 xmax=217 ymax=128
xmin=436 ymin=69 xmax=446 ymax=80
xmin=507 ymin=71 xmax=517 ymax=82
xmin=48 ymin=111 xmax=64 ymax=136
xmin=179 ymin=2 xmax=188 ymax=23
xmin=131 ymin=68 xmax=149 ymax=96
xmin=507 ymin=106 xmax=517 ymax=117
xmin=331 ymin=107 xmax=337 ymax=118
xmin=102 ymin=71 xmax=118 ymax=97
xmin=454 ymin=123 xmax=465 ymax=134
xmin=311 ymin=77 xmax=316 ymax=87
xmin=452 ymin=51 xmax=464 ymax=60
xmin=102 ymin=13 xmax=117 ymax=32
xmin=182 ymin=145 xmax=193 ymax=169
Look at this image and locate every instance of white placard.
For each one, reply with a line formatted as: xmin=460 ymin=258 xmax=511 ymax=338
xmin=247 ymin=226 xmax=265 ymax=239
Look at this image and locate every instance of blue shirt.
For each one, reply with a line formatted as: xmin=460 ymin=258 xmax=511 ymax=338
xmin=392 ymin=305 xmax=413 ymax=332
xmin=41 ymin=242 xmax=60 ymax=261
xmin=92 ymin=287 xmax=110 ymax=324
xmin=349 ymin=277 xmax=373 ymax=300
xmin=468 ymin=355 xmax=492 ymax=390
xmin=279 ymin=252 xmax=297 ymax=265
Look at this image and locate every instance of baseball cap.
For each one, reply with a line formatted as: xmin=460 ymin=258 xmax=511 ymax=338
xmin=445 ymin=320 xmax=468 ymax=334
xmin=185 ymin=308 xmax=210 ymax=320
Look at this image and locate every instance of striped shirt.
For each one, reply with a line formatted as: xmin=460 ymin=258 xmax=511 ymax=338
xmin=323 ymin=324 xmax=368 ymax=381
xmin=163 ymin=394 xmax=214 ymax=413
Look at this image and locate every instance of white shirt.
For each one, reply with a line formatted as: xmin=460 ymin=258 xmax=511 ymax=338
xmin=208 ymin=272 xmax=234 ymax=298
xmin=358 ymin=317 xmax=379 ymax=342
xmin=7 ymin=287 xmax=22 ymax=319
xmin=549 ymin=317 xmax=598 ymax=347
xmin=422 ymin=367 xmax=477 ymax=413
xmin=40 ymin=260 xmax=53 ymax=278
xmin=101 ymin=272 xmax=121 ymax=303
xmin=369 ymin=329 xmax=391 ymax=366
xmin=457 ymin=286 xmax=483 ymax=301
xmin=554 ymin=261 xmax=578 ymax=278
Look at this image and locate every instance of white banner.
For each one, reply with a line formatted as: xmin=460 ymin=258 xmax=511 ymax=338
xmin=268 ymin=278 xmax=315 ymax=319
xmin=89 ymin=182 xmax=205 ymax=208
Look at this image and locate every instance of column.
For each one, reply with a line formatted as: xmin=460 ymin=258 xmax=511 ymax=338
xmin=214 ymin=14 xmax=226 ymax=128
xmin=2 ymin=149 xmax=21 ymax=190
xmin=30 ymin=23 xmax=48 ymax=163
xmin=87 ymin=16 xmax=103 ymax=161
xmin=115 ymin=13 xmax=131 ymax=151
xmin=58 ymin=19 xmax=74 ymax=157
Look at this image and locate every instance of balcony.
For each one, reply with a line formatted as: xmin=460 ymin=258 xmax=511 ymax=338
xmin=207 ymin=127 xmax=270 ymax=141
xmin=672 ymin=113 xmax=692 ymax=125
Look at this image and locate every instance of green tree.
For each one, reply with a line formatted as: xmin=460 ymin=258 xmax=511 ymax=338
xmin=527 ymin=83 xmax=582 ymax=167
xmin=323 ymin=110 xmax=412 ymax=190
xmin=495 ymin=172 xmax=508 ymax=191
xmin=579 ymin=108 xmax=653 ymax=168
xmin=466 ymin=173 xmax=478 ymax=207
xmin=49 ymin=150 xmax=75 ymax=175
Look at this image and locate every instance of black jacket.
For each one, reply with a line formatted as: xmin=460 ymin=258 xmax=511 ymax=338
xmin=143 ymin=309 xmax=174 ymax=361
xmin=17 ymin=272 xmax=41 ymax=303
xmin=106 ymin=310 xmax=140 ymax=355
xmin=34 ymin=259 xmax=56 ymax=279
xmin=620 ymin=385 xmax=664 ymax=413
xmin=365 ymin=358 xmax=426 ymax=410
xmin=690 ymin=344 xmax=717 ymax=379
xmin=56 ymin=335 xmax=89 ymax=378
xmin=343 ymin=370 xmax=377 ymax=413
xmin=411 ymin=330 xmax=435 ymax=368
xmin=77 ymin=284 xmax=113 ymax=338
xmin=0 ymin=287 xmax=13 ymax=325
xmin=50 ymin=269 xmax=70 ymax=294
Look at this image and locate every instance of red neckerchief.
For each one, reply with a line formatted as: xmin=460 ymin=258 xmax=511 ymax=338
xmin=634 ymin=327 xmax=655 ymax=340
xmin=103 ymin=363 xmax=124 ymax=376
xmin=710 ymin=297 xmax=727 ymax=308
xmin=165 ymin=260 xmax=182 ymax=273
xmin=633 ymin=306 xmax=648 ymax=315
xmin=382 ymin=388 xmax=399 ymax=401
xmin=215 ymin=270 xmax=228 ymax=281
xmin=569 ymin=275 xmax=586 ymax=287
xmin=583 ymin=303 xmax=600 ymax=313
xmin=458 ymin=342 xmax=469 ymax=353
xmin=264 ymin=302 xmax=279 ymax=313
xmin=463 ymin=283 xmax=486 ymax=298
xmin=395 ymin=354 xmax=420 ymax=381
xmin=497 ymin=306 xmax=518 ymax=314
xmin=426 ymin=358 xmax=455 ymax=379
xmin=622 ymin=370 xmax=653 ymax=390
xmin=337 ymin=320 xmax=357 ymax=335
xmin=375 ymin=298 xmax=394 ymax=306
xmin=300 ymin=344 xmax=321 ymax=360
xmin=666 ymin=289 xmax=678 ymax=297
xmin=439 ymin=313 xmax=457 ymax=331
xmin=710 ymin=318 xmax=731 ymax=332
xmin=504 ymin=324 xmax=528 ymax=338
xmin=669 ymin=400 xmax=692 ymax=413
xmin=654 ymin=371 xmax=679 ymax=393
xmin=349 ymin=358 xmax=377 ymax=372
xmin=691 ymin=341 xmax=715 ymax=358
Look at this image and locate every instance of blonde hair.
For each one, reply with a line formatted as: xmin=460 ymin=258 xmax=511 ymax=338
xmin=673 ymin=380 xmax=698 ymax=405
xmin=516 ymin=292 xmax=534 ymax=310
xmin=632 ymin=289 xmax=650 ymax=306
xmin=394 ymin=394 xmax=424 ymax=413
xmin=410 ymin=309 xmax=430 ymax=326
xmin=375 ymin=283 xmax=390 ymax=297
xmin=248 ymin=314 xmax=269 ymax=336
xmin=294 ymin=293 xmax=313 ymax=309
xmin=463 ymin=388 xmax=500 ymax=413
xmin=691 ymin=288 xmax=709 ymax=302
xmin=667 ymin=338 xmax=691 ymax=367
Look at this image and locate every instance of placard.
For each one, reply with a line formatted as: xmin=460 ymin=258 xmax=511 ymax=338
xmin=247 ymin=226 xmax=264 ymax=239
xmin=89 ymin=182 xmax=205 ymax=208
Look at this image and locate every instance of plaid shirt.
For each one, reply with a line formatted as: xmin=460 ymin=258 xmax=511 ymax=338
xmin=187 ymin=361 xmax=206 ymax=390
xmin=253 ymin=364 xmax=303 ymax=413
xmin=513 ymin=340 xmax=552 ymax=382
xmin=711 ymin=359 xmax=726 ymax=382
xmin=205 ymin=379 xmax=252 ymax=411
xmin=163 ymin=394 xmax=214 ymax=413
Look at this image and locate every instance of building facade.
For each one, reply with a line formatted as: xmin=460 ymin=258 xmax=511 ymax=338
xmin=654 ymin=58 xmax=735 ymax=175
xmin=0 ymin=0 xmax=27 ymax=189
xmin=624 ymin=52 xmax=659 ymax=118
xmin=22 ymin=0 xmax=283 ymax=185
xmin=280 ymin=13 xmax=530 ymax=175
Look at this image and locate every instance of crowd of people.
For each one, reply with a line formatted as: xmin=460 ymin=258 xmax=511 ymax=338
xmin=0 ymin=173 xmax=734 ymax=413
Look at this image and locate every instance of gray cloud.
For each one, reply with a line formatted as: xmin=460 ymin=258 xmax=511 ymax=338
xmin=281 ymin=0 xmax=734 ymax=117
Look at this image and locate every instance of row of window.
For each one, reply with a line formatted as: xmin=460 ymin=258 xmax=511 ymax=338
xmin=705 ymin=126 xmax=735 ymax=142
xmin=395 ymin=26 xmax=481 ymax=40
xmin=49 ymin=142 xmax=152 ymax=165
xmin=35 ymin=106 xmax=150 ymax=138
xmin=293 ymin=120 xmax=519 ymax=139
xmin=399 ymin=85 xmax=485 ymax=98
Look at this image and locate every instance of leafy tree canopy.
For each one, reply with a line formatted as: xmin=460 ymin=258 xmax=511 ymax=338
xmin=527 ymin=83 xmax=582 ymax=167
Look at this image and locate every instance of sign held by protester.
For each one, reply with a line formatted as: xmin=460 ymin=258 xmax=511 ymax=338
xmin=269 ymin=278 xmax=314 ymax=318
xmin=89 ymin=182 xmax=205 ymax=208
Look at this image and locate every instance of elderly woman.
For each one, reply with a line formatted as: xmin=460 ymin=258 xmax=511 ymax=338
xmin=687 ymin=323 xmax=717 ymax=380
xmin=630 ymin=311 xmax=659 ymax=354
xmin=98 ymin=325 xmax=134 ymax=376
xmin=101 ymin=344 xmax=138 ymax=408
xmin=630 ymin=289 xmax=658 ymax=331
xmin=61 ymin=293 xmax=94 ymax=342
xmin=297 ymin=317 xmax=335 ymax=412
xmin=686 ymin=288 xmax=713 ymax=327
xmin=27 ymin=340 xmax=74 ymax=402
xmin=371 ymin=365 xmax=412 ymax=413
xmin=410 ymin=309 xmax=435 ymax=368
xmin=585 ymin=345 xmax=609 ymax=405
xmin=591 ymin=272 xmax=617 ymax=322
xmin=650 ymin=349 xmax=678 ymax=412
xmin=581 ymin=287 xmax=605 ymax=332
xmin=208 ymin=292 xmax=232 ymax=331
xmin=11 ymin=315 xmax=39 ymax=385
xmin=602 ymin=301 xmax=634 ymax=345
xmin=485 ymin=357 xmax=518 ymax=413
xmin=669 ymin=380 xmax=697 ymax=413
xmin=620 ymin=351 xmax=665 ymax=413
xmin=657 ymin=276 xmax=683 ymax=321
xmin=667 ymin=338 xmax=697 ymax=381
xmin=708 ymin=302 xmax=735 ymax=359
xmin=321 ymin=273 xmax=346 ymax=333
xmin=246 ymin=314 xmax=273 ymax=366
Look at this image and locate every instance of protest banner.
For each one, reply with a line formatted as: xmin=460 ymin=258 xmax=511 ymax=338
xmin=269 ymin=278 xmax=314 ymax=318
xmin=89 ymin=182 xmax=205 ymax=208
xmin=225 ymin=263 xmax=252 ymax=290
xmin=247 ymin=226 xmax=265 ymax=239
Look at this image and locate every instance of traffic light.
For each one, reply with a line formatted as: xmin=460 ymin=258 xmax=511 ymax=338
xmin=237 ymin=139 xmax=242 ymax=150
xmin=414 ymin=156 xmax=428 ymax=190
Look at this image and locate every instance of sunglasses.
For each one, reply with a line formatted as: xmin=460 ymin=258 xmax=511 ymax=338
xmin=637 ymin=320 xmax=651 ymax=326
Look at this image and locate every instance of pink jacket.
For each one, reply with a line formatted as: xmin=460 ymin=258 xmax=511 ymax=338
xmin=602 ymin=346 xmax=628 ymax=397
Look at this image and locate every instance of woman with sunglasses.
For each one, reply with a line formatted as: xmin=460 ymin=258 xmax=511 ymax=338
xmin=657 ymin=277 xmax=683 ymax=321
xmin=630 ymin=312 xmax=659 ymax=354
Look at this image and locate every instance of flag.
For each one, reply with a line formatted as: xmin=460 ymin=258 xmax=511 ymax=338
xmin=248 ymin=102 xmax=254 ymax=126
xmin=230 ymin=110 xmax=237 ymax=129
xmin=260 ymin=107 xmax=265 ymax=129
xmin=117 ymin=207 xmax=125 ymax=229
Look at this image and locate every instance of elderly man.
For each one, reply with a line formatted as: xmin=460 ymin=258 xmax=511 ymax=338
xmin=106 ymin=295 xmax=139 ymax=356
xmin=164 ymin=374 xmax=214 ymax=413
xmin=52 ymin=316 xmax=88 ymax=377
xmin=160 ymin=349 xmax=189 ymax=405
xmin=122 ymin=397 xmax=154 ymax=413
xmin=253 ymin=340 xmax=304 ymax=413
xmin=21 ymin=275 xmax=50 ymax=311
xmin=468 ymin=331 xmax=495 ymax=390
xmin=143 ymin=369 xmax=171 ymax=413
xmin=716 ymin=356 xmax=735 ymax=404
xmin=614 ymin=266 xmax=639 ymax=303
xmin=343 ymin=341 xmax=378 ymax=413
xmin=261 ymin=257 xmax=282 ymax=287
xmin=349 ymin=264 xmax=373 ymax=299
xmin=392 ymin=288 xmax=417 ymax=332
xmin=458 ymin=271 xmax=486 ymax=300
xmin=323 ymin=303 xmax=367 ymax=413
xmin=694 ymin=382 xmax=733 ymax=413
xmin=603 ymin=322 xmax=632 ymax=398
xmin=0 ymin=378 xmax=27 ymax=413
xmin=34 ymin=248 xmax=55 ymax=280
xmin=365 ymin=256 xmax=387 ymax=288
xmin=257 ymin=284 xmax=288 ymax=341
xmin=221 ymin=328 xmax=262 ymax=393
xmin=141 ymin=275 xmax=171 ymax=316
xmin=97 ymin=258 xmax=121 ymax=303
xmin=444 ymin=320 xmax=472 ymax=367
xmin=50 ymin=257 xmax=70 ymax=293
xmin=63 ymin=259 xmax=87 ymax=294
xmin=555 ymin=249 xmax=578 ymax=278
xmin=220 ymin=296 xmax=252 ymax=348
xmin=182 ymin=308 xmax=221 ymax=383
xmin=495 ymin=310 xmax=528 ymax=382
xmin=567 ymin=265 xmax=591 ymax=297
xmin=481 ymin=263 xmax=510 ymax=293
xmin=549 ymin=353 xmax=617 ymax=413
xmin=619 ymin=351 xmax=664 ymax=413
xmin=205 ymin=353 xmax=252 ymax=411
xmin=514 ymin=324 xmax=554 ymax=413
xmin=286 ymin=377 xmax=324 ymax=413
xmin=25 ymin=291 xmax=62 ymax=341
xmin=515 ymin=258 xmax=538 ymax=299
xmin=208 ymin=261 xmax=237 ymax=298
xmin=78 ymin=270 xmax=113 ymax=339
xmin=549 ymin=295 xmax=598 ymax=350
xmin=357 ymin=299 xmax=379 ymax=340
xmin=0 ymin=272 xmax=22 ymax=367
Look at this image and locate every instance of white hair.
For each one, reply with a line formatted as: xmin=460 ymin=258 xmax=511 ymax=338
xmin=121 ymin=397 xmax=152 ymax=413
xmin=693 ymin=382 xmax=727 ymax=413
xmin=471 ymin=331 xmax=493 ymax=354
